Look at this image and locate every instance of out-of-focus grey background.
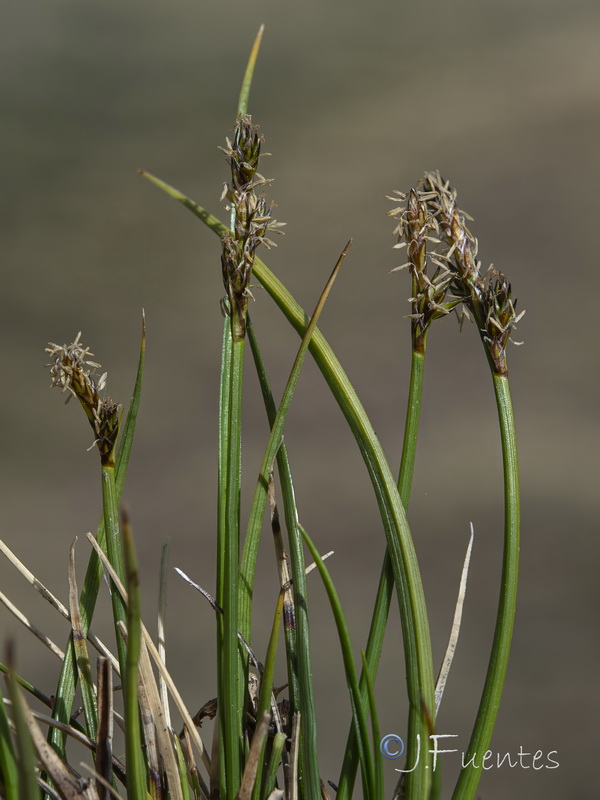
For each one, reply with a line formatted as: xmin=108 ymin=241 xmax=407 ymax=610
xmin=2 ymin=1 xmax=598 ymax=797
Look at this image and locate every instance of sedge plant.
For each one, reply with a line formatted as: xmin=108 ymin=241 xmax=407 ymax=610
xmin=0 ymin=28 xmax=522 ymax=800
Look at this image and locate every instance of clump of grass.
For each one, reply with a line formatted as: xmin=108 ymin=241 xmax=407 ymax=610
xmin=0 ymin=28 xmax=522 ymax=800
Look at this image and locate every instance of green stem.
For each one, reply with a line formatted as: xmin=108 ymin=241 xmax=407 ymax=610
xmin=246 ymin=317 xmax=300 ymax=714
xmin=245 ymin=316 xmax=318 ymax=798
xmin=301 ymin=529 xmax=376 ymax=800
xmin=216 ymin=317 xmax=231 ymax=798
xmin=451 ymin=374 xmax=519 ymax=800
xmin=239 ymin=248 xmax=348 ymax=800
xmin=221 ymin=334 xmax=245 ymax=798
xmin=337 ymin=348 xmax=426 ymax=798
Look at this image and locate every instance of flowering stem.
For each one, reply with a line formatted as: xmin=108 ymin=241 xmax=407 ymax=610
xmin=451 ymin=373 xmax=519 ymax=800
xmin=222 ymin=334 xmax=245 ymax=797
xmin=337 ymin=348 xmax=426 ymax=799
xmin=216 ymin=316 xmax=232 ymax=797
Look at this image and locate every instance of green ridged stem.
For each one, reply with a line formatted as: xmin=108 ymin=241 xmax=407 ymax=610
xmin=360 ymin=651 xmax=383 ymax=800
xmin=220 ymin=334 xmax=245 ymax=798
xmin=337 ymin=348 xmax=425 ymax=798
xmin=216 ymin=316 xmax=232 ymax=799
xmin=451 ymin=374 xmax=519 ymax=800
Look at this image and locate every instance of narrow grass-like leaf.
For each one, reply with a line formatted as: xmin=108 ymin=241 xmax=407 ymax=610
xmin=216 ymin=317 xmax=232 ymax=800
xmin=5 ymin=643 xmax=43 ymax=800
xmin=246 ymin=318 xmax=299 ymax=714
xmin=288 ymin=714 xmax=300 ymax=800
xmin=220 ymin=332 xmax=245 ymax=798
xmin=451 ymin=375 xmax=519 ymax=800
xmin=0 ymin=679 xmax=19 ymax=800
xmin=51 ymin=314 xmax=145 ymax=754
xmin=237 ymin=25 xmax=265 ymax=117
xmin=85 ymin=534 xmax=212 ymax=780
xmin=0 ymin=664 xmax=54 ymax=714
xmin=140 ymin=178 xmax=435 ymax=798
xmin=300 ymin=528 xmax=375 ymax=800
xmin=359 ymin=652 xmax=382 ymax=800
xmin=241 ymin=241 xmax=350 ymax=798
xmin=338 ymin=349 xmax=426 ymax=798
xmin=68 ymin=540 xmax=98 ymax=742
xmin=101 ymin=464 xmax=128 ymax=679
xmin=172 ymin=733 xmax=192 ymax=800
xmin=263 ymin=732 xmax=286 ymax=799
xmin=121 ymin=512 xmax=148 ymax=800
xmin=4 ymin=703 xmax=126 ymax=787
xmin=238 ymin=712 xmax=270 ymax=800
xmin=95 ymin=657 xmax=113 ymax=800
xmin=181 ymin=725 xmax=205 ymax=800
xmin=435 ymin=526 xmax=474 ymax=712
xmin=251 ymin=590 xmax=285 ymax=800
xmin=19 ymin=692 xmax=101 ymax=800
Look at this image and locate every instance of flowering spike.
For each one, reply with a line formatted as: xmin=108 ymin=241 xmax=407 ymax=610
xmin=389 ymin=171 xmax=524 ymax=371
xmin=46 ymin=335 xmax=121 ymax=464
xmin=387 ymin=181 xmax=454 ymax=352
xmin=220 ymin=115 xmax=283 ymax=341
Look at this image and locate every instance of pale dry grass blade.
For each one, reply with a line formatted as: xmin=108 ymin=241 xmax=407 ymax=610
xmin=158 ymin=539 xmax=172 ymax=730
xmin=79 ymin=763 xmax=121 ymax=800
xmin=136 ymin=650 xmax=163 ymax=799
xmin=0 ymin=590 xmax=64 ymax=660
xmin=181 ymin=724 xmax=205 ymax=800
xmin=68 ymin=540 xmax=98 ymax=738
xmin=20 ymin=694 xmax=100 ymax=800
xmin=237 ymin=711 xmax=270 ymax=800
xmin=435 ymin=525 xmax=475 ymax=712
xmin=3 ymin=701 xmax=127 ymax=785
xmin=0 ymin=538 xmax=118 ymax=671
xmin=86 ymin=532 xmax=212 ymax=776
xmin=138 ymin=636 xmax=184 ymax=800
xmin=289 ymin=712 xmax=301 ymax=800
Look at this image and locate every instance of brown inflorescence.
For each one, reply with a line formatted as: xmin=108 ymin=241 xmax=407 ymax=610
xmin=46 ymin=333 xmax=121 ymax=463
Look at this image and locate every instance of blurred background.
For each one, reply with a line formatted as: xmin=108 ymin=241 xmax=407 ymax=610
xmin=2 ymin=1 xmax=598 ymax=797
